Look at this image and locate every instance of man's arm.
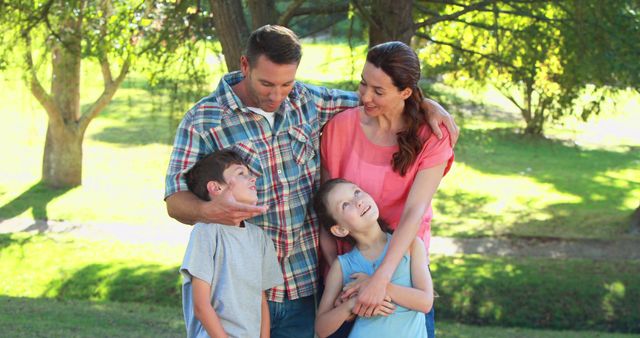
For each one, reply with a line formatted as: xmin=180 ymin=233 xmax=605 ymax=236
xmin=421 ymin=98 xmax=459 ymax=147
xmin=166 ymin=190 xmax=266 ymax=226
xmin=192 ymin=277 xmax=228 ymax=338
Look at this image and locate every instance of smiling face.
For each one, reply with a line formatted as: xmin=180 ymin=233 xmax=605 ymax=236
xmin=325 ymin=182 xmax=380 ymax=236
xmin=221 ymin=164 xmax=258 ymax=205
xmin=240 ymin=55 xmax=298 ymax=112
xmin=358 ymin=62 xmax=411 ymax=118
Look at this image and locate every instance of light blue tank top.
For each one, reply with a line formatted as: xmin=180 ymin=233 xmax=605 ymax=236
xmin=337 ymin=234 xmax=427 ymax=338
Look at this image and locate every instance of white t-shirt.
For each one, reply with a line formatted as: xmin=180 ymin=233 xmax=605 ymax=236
xmin=248 ymin=107 xmax=275 ymax=128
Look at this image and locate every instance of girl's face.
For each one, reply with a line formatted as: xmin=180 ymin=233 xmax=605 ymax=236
xmin=326 ymin=182 xmax=379 ymax=233
xmin=358 ymin=62 xmax=411 ymax=117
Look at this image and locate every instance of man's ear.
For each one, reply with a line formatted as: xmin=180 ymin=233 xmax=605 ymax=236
xmin=330 ymin=225 xmax=349 ymax=238
xmin=240 ymin=56 xmax=250 ymax=77
xmin=207 ymin=181 xmax=225 ymax=197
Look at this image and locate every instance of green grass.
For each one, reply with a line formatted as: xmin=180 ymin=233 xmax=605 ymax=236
xmin=1 ymin=232 xmax=638 ymax=333
xmin=3 ymin=298 xmax=637 ymax=338
xmin=0 ymin=296 xmax=184 ymax=338
xmin=0 ymin=42 xmax=638 ymax=238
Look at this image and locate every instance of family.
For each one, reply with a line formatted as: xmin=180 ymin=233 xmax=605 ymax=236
xmin=165 ymin=25 xmax=457 ymax=338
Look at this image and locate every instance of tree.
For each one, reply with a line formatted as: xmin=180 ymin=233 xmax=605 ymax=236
xmin=208 ymin=0 xmax=350 ymax=71
xmin=0 ymin=0 xmax=195 ymax=188
xmin=413 ymin=0 xmax=640 ymax=135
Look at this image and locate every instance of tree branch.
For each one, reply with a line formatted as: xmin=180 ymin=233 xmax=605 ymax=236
xmin=415 ymin=0 xmax=495 ymax=29
xmin=80 ymin=57 xmax=130 ymax=131
xmin=415 ymin=32 xmax=518 ymax=71
xmin=24 ymin=34 xmax=62 ymax=125
xmin=278 ymin=0 xmax=305 ymax=26
xmin=280 ymin=2 xmax=350 ymax=27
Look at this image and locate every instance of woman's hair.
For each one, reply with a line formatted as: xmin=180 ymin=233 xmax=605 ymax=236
xmin=366 ymin=41 xmax=427 ymax=176
xmin=314 ymin=178 xmax=392 ymax=246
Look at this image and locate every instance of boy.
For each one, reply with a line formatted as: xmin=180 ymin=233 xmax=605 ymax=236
xmin=180 ymin=149 xmax=283 ymax=338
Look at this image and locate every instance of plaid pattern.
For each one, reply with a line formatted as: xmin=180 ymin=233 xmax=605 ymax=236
xmin=165 ymin=72 xmax=359 ymax=301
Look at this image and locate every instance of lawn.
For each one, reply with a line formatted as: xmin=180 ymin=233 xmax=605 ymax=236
xmin=1 ymin=42 xmax=637 ymax=239
xmin=1 ymin=232 xmax=638 ymax=334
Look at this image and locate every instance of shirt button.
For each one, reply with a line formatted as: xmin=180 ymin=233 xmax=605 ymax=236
xmin=277 ymin=170 xmax=282 ymax=174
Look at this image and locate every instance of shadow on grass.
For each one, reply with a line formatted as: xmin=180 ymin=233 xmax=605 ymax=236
xmin=43 ymin=262 xmax=181 ymax=308
xmin=445 ymin=127 xmax=640 ymax=237
xmin=0 ymin=181 xmax=71 ymax=231
xmin=433 ymin=256 xmax=640 ymax=333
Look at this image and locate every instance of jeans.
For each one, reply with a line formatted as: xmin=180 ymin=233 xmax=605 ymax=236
xmin=426 ymin=305 xmax=436 ymax=338
xmin=268 ymin=295 xmax=316 ymax=338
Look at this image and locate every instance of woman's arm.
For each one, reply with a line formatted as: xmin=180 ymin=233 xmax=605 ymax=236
xmin=353 ymin=163 xmax=447 ymax=316
xmin=192 ymin=277 xmax=228 ymax=338
xmin=386 ymin=238 xmax=433 ymax=313
xmin=260 ymin=292 xmax=270 ymax=338
xmin=315 ymin=260 xmax=355 ymax=338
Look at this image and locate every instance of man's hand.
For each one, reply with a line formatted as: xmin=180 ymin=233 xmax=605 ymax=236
xmin=203 ymin=188 xmax=268 ymax=225
xmin=422 ymin=98 xmax=459 ymax=147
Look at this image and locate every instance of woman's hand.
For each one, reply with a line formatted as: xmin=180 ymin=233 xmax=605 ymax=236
xmin=352 ymin=274 xmax=389 ymax=317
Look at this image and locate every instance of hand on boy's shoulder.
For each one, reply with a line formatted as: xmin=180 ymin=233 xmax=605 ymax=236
xmin=203 ymin=188 xmax=268 ymax=226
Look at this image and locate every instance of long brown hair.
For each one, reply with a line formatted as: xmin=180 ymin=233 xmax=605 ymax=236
xmin=366 ymin=41 xmax=427 ymax=176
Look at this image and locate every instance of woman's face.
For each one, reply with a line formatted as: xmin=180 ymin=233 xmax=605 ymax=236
xmin=358 ymin=62 xmax=411 ymax=117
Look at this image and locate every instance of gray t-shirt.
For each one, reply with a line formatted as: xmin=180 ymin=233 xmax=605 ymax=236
xmin=181 ymin=222 xmax=283 ymax=338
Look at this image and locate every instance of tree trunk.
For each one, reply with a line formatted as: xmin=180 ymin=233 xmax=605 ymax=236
xmin=247 ymin=0 xmax=277 ymax=29
xmin=368 ymin=0 xmax=414 ymax=47
xmin=42 ymin=120 xmax=83 ymax=188
xmin=210 ymin=0 xmax=250 ymax=71
xmin=630 ymin=204 xmax=640 ymax=235
xmin=42 ymin=20 xmax=84 ymax=187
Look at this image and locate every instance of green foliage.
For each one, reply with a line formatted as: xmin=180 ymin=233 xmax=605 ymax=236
xmin=432 ymin=255 xmax=640 ymax=332
xmin=417 ymin=0 xmax=640 ymax=135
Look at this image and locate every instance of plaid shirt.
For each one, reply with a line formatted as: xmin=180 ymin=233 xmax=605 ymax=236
xmin=165 ymin=72 xmax=359 ymax=302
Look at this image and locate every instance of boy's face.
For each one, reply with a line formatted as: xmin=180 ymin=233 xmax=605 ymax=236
xmin=222 ymin=164 xmax=258 ymax=205
xmin=326 ymin=182 xmax=379 ymax=234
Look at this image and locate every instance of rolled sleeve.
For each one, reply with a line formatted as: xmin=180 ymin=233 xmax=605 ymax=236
xmin=164 ymin=110 xmax=208 ymax=199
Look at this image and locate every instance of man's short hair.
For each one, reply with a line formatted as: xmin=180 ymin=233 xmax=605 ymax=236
xmin=245 ymin=25 xmax=302 ymax=66
xmin=185 ymin=149 xmax=247 ymax=201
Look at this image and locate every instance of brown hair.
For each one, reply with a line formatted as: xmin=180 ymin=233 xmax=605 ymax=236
xmin=245 ymin=25 xmax=302 ymax=66
xmin=366 ymin=41 xmax=427 ymax=176
xmin=185 ymin=149 xmax=247 ymax=201
xmin=314 ymin=178 xmax=392 ymax=246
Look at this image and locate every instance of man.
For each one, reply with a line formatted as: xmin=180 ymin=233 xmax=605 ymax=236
xmin=165 ymin=25 xmax=457 ymax=338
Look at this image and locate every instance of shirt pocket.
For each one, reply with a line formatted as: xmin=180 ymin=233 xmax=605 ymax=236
xmin=230 ymin=141 xmax=263 ymax=179
xmin=288 ymin=124 xmax=316 ymax=165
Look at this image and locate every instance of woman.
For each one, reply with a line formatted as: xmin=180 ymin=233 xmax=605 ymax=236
xmin=320 ymin=41 xmax=454 ymax=337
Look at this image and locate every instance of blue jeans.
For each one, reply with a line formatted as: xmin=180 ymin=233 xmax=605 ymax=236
xmin=268 ymin=295 xmax=315 ymax=338
xmin=426 ymin=305 xmax=436 ymax=338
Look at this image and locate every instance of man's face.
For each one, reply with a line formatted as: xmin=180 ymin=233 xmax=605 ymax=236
xmin=240 ymin=55 xmax=298 ymax=112
xmin=222 ymin=164 xmax=258 ymax=205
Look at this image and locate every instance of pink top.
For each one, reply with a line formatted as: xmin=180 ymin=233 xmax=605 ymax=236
xmin=321 ymin=107 xmax=454 ymax=256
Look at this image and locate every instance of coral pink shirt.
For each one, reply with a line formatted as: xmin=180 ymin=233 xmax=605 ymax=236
xmin=321 ymin=107 xmax=454 ymax=256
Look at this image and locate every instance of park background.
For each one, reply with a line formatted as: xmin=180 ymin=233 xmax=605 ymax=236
xmin=0 ymin=1 xmax=639 ymax=337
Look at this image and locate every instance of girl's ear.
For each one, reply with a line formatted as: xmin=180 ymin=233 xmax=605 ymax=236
xmin=207 ymin=181 xmax=225 ymax=197
xmin=330 ymin=225 xmax=350 ymax=238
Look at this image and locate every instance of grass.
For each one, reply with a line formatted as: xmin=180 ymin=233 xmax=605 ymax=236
xmin=1 ymin=232 xmax=638 ymax=334
xmin=1 ymin=42 xmax=638 ymax=239
xmin=0 ymin=296 xmax=184 ymax=338
xmin=4 ymin=297 xmax=638 ymax=338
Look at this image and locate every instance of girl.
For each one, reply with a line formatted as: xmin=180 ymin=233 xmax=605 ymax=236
xmin=314 ymin=179 xmax=433 ymax=338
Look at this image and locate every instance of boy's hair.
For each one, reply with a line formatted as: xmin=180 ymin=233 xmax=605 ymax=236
xmin=314 ymin=178 xmax=392 ymax=246
xmin=245 ymin=25 xmax=302 ymax=67
xmin=185 ymin=149 xmax=247 ymax=201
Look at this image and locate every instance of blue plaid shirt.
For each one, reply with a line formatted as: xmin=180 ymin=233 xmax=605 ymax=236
xmin=165 ymin=72 xmax=359 ymax=301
